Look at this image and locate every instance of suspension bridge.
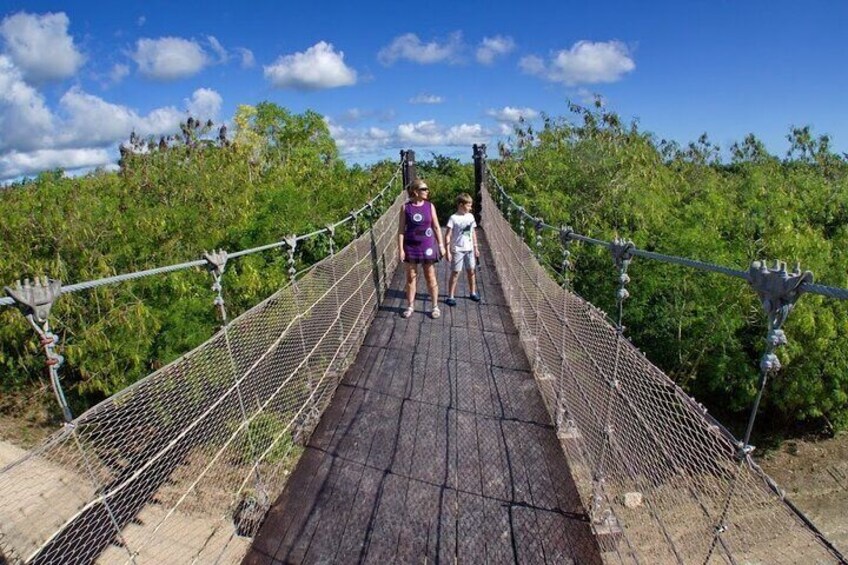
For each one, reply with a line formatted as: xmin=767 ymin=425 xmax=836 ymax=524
xmin=0 ymin=147 xmax=846 ymax=564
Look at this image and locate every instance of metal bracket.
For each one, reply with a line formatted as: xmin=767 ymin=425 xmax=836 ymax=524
xmin=609 ymin=238 xmax=635 ymax=271
xmin=534 ymin=218 xmax=545 ymax=233
xmin=203 ymin=249 xmax=228 ymax=279
xmin=203 ymin=250 xmax=228 ymax=310
xmin=747 ymin=260 xmax=812 ymax=331
xmin=325 ymin=224 xmax=337 ymax=255
xmin=349 ymin=210 xmax=361 ymax=236
xmin=5 ymin=277 xmax=72 ymax=422
xmin=285 ymin=235 xmax=298 ymax=280
xmin=559 ymin=226 xmax=575 ymax=246
xmin=5 ymin=277 xmax=62 ymax=324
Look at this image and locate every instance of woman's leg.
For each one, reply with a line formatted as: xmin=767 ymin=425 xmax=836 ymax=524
xmin=423 ymin=263 xmax=439 ymax=307
xmin=405 ymin=263 xmax=418 ymax=308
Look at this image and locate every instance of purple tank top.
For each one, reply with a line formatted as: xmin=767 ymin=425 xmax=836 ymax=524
xmin=403 ymin=201 xmax=438 ymax=261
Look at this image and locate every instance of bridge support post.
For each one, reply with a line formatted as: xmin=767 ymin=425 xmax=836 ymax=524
xmin=473 ymin=144 xmax=486 ymax=224
xmin=401 ymin=149 xmax=416 ymax=192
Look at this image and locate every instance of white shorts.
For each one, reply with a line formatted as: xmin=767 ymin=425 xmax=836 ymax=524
xmin=451 ymin=249 xmax=476 ymax=272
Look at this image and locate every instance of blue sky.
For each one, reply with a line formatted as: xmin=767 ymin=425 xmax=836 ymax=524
xmin=1 ymin=0 xmax=846 ymax=181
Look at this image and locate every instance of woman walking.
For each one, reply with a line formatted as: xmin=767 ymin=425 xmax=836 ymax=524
xmin=397 ymin=179 xmax=446 ymax=319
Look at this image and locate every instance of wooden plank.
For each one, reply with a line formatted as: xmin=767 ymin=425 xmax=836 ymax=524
xmin=359 ymin=472 xmax=408 ymax=564
xmin=393 ymin=479 xmax=441 ymax=562
xmin=243 ymin=447 xmax=333 ymax=564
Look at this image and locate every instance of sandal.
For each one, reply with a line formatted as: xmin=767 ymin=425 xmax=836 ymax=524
xmin=430 ymin=307 xmax=441 ymax=319
xmin=401 ymin=306 xmax=414 ymax=319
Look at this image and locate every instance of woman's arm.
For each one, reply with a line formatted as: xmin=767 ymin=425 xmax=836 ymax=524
xmin=397 ymin=207 xmax=406 ymax=261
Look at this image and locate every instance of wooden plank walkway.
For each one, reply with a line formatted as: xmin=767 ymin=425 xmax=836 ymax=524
xmin=244 ymin=231 xmax=602 ymax=564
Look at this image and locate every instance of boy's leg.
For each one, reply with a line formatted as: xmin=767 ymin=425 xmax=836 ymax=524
xmin=448 ymin=271 xmax=459 ymax=298
xmin=466 ymin=267 xmax=477 ymax=296
xmin=466 ymin=253 xmax=480 ymax=301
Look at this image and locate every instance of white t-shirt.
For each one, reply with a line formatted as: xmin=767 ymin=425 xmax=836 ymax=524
xmin=447 ymin=212 xmax=477 ymax=252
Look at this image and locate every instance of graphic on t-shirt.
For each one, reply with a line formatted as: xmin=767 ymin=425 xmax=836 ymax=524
xmin=448 ymin=213 xmax=476 ymax=251
xmin=425 ymin=228 xmax=433 ymax=237
xmin=413 ymin=213 xmax=423 ymax=223
xmin=425 ymin=248 xmax=434 ymax=257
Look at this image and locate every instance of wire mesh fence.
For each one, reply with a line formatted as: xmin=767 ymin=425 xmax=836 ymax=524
xmin=0 ymin=189 xmax=404 ymax=565
xmin=480 ymin=183 xmax=844 ymax=564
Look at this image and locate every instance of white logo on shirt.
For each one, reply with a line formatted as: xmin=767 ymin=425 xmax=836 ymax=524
xmin=425 ymin=248 xmax=434 ymax=257
xmin=412 ymin=213 xmax=423 ymax=223
xmin=425 ymin=228 xmax=433 ymax=237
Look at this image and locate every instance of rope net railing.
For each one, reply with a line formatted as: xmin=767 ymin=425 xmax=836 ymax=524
xmin=0 ymin=181 xmax=404 ymax=564
xmin=480 ymin=177 xmax=844 ymax=563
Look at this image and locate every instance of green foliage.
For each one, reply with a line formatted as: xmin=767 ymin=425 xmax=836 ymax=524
xmin=0 ymin=104 xmax=396 ymax=421
xmin=494 ymin=100 xmax=848 ymax=435
xmin=416 ymin=153 xmax=475 ymax=222
xmin=234 ymin=412 xmax=302 ymax=465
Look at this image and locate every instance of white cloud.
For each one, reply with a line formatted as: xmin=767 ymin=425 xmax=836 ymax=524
xmin=56 ymin=87 xmax=184 ymax=146
xmin=520 ymin=40 xmax=635 ymax=86
xmin=109 ymin=63 xmax=130 ymax=85
xmin=409 ymin=94 xmax=443 ymax=105
xmin=0 ymin=55 xmax=54 ymax=152
xmin=0 ymin=148 xmax=112 ymax=179
xmin=185 ymin=87 xmax=222 ymax=120
xmin=0 ymin=12 xmax=85 ymax=83
xmin=378 ymin=32 xmax=462 ymax=66
xmin=328 ymin=116 xmax=489 ymax=157
xmin=137 ymin=16 xmax=146 ymax=27
xmin=487 ymin=106 xmax=539 ymax=123
xmin=576 ymin=87 xmax=598 ymax=105
xmin=234 ymin=47 xmax=255 ymax=68
xmin=327 ymin=119 xmax=394 ymax=155
xmin=518 ymin=55 xmax=545 ymax=75
xmin=207 ymin=35 xmax=228 ymax=63
xmin=397 ymin=120 xmax=487 ymax=146
xmin=338 ymin=108 xmax=367 ymax=123
xmin=132 ymin=37 xmax=209 ymax=80
xmin=264 ymin=42 xmax=356 ymax=90
xmin=476 ymin=35 xmax=515 ymax=65
xmin=0 ymin=77 xmax=224 ymax=179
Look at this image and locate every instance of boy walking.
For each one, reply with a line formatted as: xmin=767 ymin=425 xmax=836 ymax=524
xmin=445 ymin=193 xmax=481 ymax=306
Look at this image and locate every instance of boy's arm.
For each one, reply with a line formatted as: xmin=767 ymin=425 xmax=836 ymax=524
xmin=472 ymin=227 xmax=479 ymax=257
xmin=444 ymin=227 xmax=453 ymax=261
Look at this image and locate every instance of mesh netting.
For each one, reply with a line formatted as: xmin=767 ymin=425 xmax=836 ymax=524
xmin=480 ymin=183 xmax=843 ymax=564
xmin=0 ymin=190 xmax=404 ymax=565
